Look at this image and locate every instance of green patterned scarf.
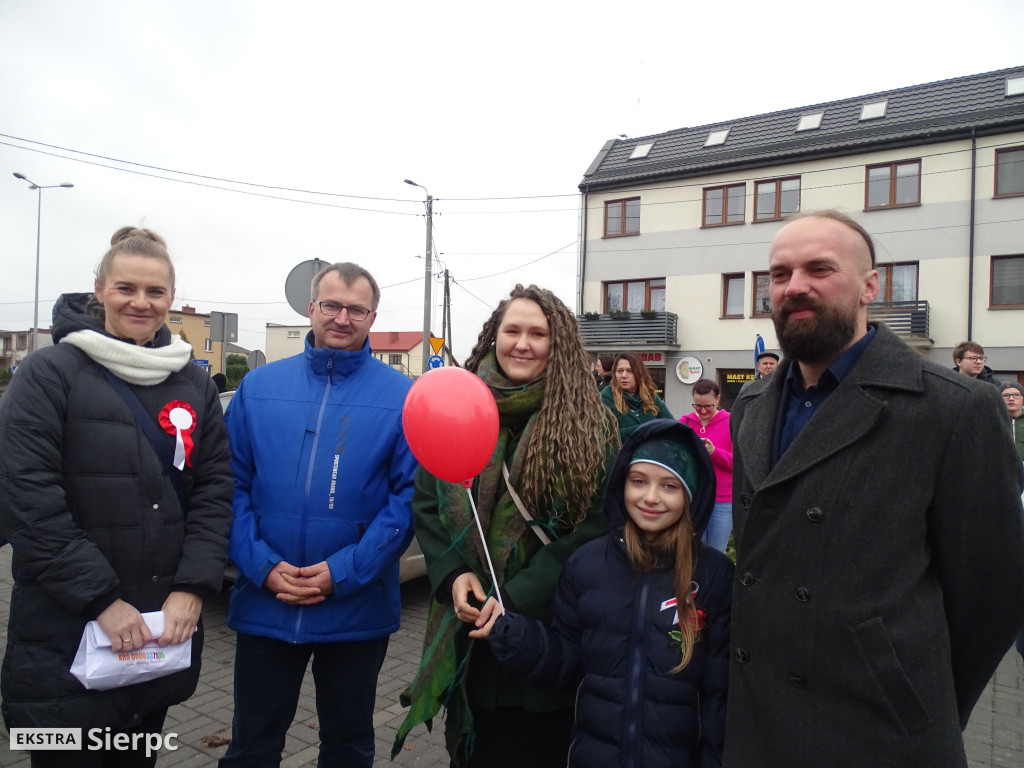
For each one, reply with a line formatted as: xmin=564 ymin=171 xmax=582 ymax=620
xmin=392 ymin=351 xmax=551 ymax=763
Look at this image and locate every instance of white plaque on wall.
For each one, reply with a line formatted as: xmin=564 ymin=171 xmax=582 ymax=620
xmin=675 ymin=356 xmax=704 ymax=384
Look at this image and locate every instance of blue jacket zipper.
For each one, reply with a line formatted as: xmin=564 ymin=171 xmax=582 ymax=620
xmin=293 ymin=357 xmax=333 ymax=640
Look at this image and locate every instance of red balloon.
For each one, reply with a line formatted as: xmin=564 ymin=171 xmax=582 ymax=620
xmin=402 ymin=367 xmax=499 ymax=485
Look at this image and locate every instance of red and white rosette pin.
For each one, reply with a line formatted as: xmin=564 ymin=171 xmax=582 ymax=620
xmin=158 ymin=401 xmax=197 ymax=469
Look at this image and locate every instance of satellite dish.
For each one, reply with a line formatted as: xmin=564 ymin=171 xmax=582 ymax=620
xmin=284 ymin=259 xmax=330 ymax=317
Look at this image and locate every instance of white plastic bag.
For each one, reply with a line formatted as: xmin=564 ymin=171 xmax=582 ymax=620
xmin=70 ymin=611 xmax=192 ymax=691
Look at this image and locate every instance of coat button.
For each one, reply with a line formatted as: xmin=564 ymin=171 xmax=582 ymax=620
xmin=789 ymin=674 xmax=807 ymax=688
xmin=741 ymin=494 xmax=751 ymax=509
xmin=740 ymin=572 xmax=756 ymax=587
xmin=152 ymin=575 xmax=159 ymax=582
xmin=795 ymin=586 xmax=811 ymax=602
xmin=735 ymin=648 xmax=750 ymax=664
xmin=806 ymin=506 xmax=822 ymax=522
xmin=152 ymin=503 xmax=160 ymax=510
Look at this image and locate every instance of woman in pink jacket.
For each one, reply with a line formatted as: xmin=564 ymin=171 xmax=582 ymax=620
xmin=680 ymin=379 xmax=733 ymax=552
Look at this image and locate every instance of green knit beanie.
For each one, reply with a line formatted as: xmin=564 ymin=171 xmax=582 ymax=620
xmin=629 ymin=436 xmax=699 ymax=501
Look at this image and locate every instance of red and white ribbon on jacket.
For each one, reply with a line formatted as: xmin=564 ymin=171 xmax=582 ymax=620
xmin=158 ymin=401 xmax=197 ymax=469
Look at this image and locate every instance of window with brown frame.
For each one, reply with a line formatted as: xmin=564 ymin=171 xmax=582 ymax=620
xmin=865 ymin=160 xmax=920 ymax=209
xmin=872 ymin=262 xmax=919 ymax=303
xmin=752 ymin=271 xmax=772 ymax=316
xmin=754 ymin=177 xmax=801 ymax=222
xmin=995 ymin=147 xmax=1024 ymax=198
xmin=722 ymin=273 xmax=745 ymax=318
xmin=604 ymin=198 xmax=641 ymax=237
xmin=991 ymin=255 xmax=1024 ymax=308
xmin=703 ymin=184 xmax=745 ymax=226
xmin=604 ymin=278 xmax=666 ymax=313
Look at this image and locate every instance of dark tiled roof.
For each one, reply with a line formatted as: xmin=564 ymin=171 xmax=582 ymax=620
xmin=581 ymin=66 xmax=1024 ymax=190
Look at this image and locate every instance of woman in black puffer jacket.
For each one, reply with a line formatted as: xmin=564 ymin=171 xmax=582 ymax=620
xmin=481 ymin=419 xmax=733 ymax=768
xmin=0 ymin=227 xmax=233 ymax=767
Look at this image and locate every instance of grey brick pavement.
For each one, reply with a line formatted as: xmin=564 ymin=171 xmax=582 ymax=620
xmin=0 ymin=540 xmax=1021 ymax=766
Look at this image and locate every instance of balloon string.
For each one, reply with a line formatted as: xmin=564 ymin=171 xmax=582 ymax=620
xmin=465 ymin=486 xmax=504 ymax=612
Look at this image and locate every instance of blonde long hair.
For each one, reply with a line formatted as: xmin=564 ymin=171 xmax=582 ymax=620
xmin=623 ymin=503 xmax=699 ymax=673
xmin=611 ymin=352 xmax=660 ymax=416
xmin=465 ymin=284 xmax=618 ymax=528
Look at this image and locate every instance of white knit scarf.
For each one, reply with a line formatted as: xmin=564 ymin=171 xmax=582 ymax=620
xmin=61 ymin=329 xmax=193 ymax=386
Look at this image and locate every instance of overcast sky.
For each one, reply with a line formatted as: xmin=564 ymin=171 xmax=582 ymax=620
xmin=2 ymin=0 xmax=1022 ymax=362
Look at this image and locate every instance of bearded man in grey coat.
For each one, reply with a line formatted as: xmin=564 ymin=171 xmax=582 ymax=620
xmin=726 ymin=211 xmax=1024 ymax=768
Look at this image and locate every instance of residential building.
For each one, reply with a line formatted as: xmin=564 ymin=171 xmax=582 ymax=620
xmin=578 ymin=66 xmax=1024 ymax=412
xmin=0 ymin=328 xmax=52 ymax=369
xmin=265 ymin=324 xmax=454 ymax=376
xmin=167 ymin=305 xmax=225 ymax=376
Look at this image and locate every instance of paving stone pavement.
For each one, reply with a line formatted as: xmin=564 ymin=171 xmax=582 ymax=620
xmin=0 ymin=540 xmax=1021 ymax=766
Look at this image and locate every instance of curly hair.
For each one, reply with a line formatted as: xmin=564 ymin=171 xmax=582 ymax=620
xmin=465 ymin=284 xmax=619 ymax=528
xmin=610 ymin=352 xmax=660 ymax=417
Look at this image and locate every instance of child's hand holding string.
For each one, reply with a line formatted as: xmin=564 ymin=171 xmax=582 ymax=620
xmin=468 ymin=597 xmax=504 ymax=639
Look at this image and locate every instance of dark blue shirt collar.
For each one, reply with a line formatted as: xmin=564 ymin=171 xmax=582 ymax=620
xmin=783 ymin=325 xmax=876 ymax=394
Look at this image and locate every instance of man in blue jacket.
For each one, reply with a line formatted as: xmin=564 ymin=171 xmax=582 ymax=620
xmin=220 ymin=263 xmax=418 ymax=767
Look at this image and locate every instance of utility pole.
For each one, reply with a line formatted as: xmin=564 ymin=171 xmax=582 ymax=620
xmin=404 ymin=179 xmax=433 ymax=374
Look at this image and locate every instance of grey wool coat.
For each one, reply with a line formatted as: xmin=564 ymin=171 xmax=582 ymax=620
xmin=725 ymin=323 xmax=1024 ymax=768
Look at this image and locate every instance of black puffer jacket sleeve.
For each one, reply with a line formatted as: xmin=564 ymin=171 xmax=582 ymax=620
xmin=165 ymin=362 xmax=234 ymax=598
xmin=0 ymin=346 xmax=121 ymax=614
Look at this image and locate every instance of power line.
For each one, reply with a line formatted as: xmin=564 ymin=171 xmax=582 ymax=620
xmin=0 ymin=139 xmax=419 ymax=215
xmin=0 ymin=133 xmax=418 ymax=202
xmin=457 ymin=241 xmax=577 ymax=281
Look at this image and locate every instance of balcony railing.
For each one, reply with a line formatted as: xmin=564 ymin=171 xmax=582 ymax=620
xmin=576 ymin=311 xmax=678 ymax=347
xmin=867 ymin=300 xmax=930 ymax=339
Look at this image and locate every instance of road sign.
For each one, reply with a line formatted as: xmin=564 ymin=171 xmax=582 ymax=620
xmin=194 ymin=359 xmax=210 ymax=368
xmin=429 ymin=337 xmax=444 ymax=355
xmin=246 ymin=350 xmax=267 ymax=370
xmin=284 ymin=259 xmax=330 ymax=317
xmin=427 ymin=355 xmax=444 ymax=370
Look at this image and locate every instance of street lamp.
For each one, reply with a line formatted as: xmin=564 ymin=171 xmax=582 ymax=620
xmin=13 ymin=173 xmax=74 ymax=354
xmin=404 ymin=179 xmax=434 ymax=374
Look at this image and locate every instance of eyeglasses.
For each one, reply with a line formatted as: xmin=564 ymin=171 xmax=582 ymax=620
xmin=962 ymin=356 xmax=987 ymax=362
xmin=316 ymin=301 xmax=371 ymax=320
xmin=1003 ymin=392 xmax=1023 ymax=400
xmin=692 ymin=403 xmax=717 ymax=412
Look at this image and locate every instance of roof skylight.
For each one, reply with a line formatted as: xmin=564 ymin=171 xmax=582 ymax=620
xmin=796 ymin=112 xmax=824 ymax=131
xmin=860 ymin=100 xmax=888 ymax=120
xmin=1007 ymin=76 xmax=1024 ymax=97
xmin=629 ymin=142 xmax=654 ymax=159
xmin=704 ymin=129 xmax=730 ymax=147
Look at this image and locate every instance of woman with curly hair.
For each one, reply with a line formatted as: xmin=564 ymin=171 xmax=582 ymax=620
xmin=602 ymin=351 xmax=674 ymax=442
xmin=394 ymin=284 xmax=620 ymax=768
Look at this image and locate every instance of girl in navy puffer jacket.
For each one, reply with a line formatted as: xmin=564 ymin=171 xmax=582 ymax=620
xmin=476 ymin=419 xmax=733 ymax=768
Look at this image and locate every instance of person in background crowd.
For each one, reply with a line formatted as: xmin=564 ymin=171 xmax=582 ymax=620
xmin=680 ymin=379 xmax=733 ymax=553
xmin=953 ymin=341 xmax=1001 ymax=387
xmin=756 ymin=351 xmax=779 ymax=378
xmin=594 ymin=353 xmax=614 ymax=391
xmin=395 ymin=284 xmax=620 ymax=768
xmin=478 ymin=420 xmax=732 ymax=768
xmin=0 ymin=226 xmax=233 ymax=768
xmin=211 ymin=372 xmax=227 ymax=394
xmin=220 ymin=262 xmax=417 ymax=767
xmin=602 ymin=352 xmax=673 ymax=442
xmin=1002 ymin=381 xmax=1024 ymax=460
xmin=728 ymin=210 xmax=1024 ymax=767
xmin=1002 ymin=380 xmax=1024 ymax=663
